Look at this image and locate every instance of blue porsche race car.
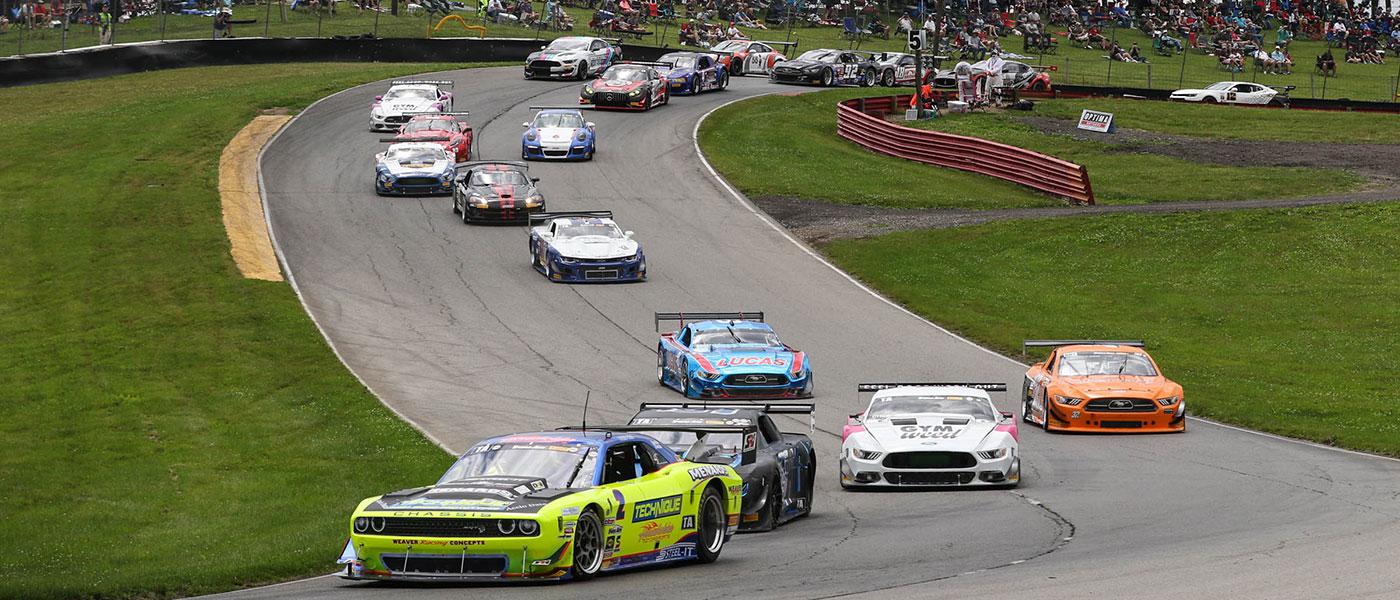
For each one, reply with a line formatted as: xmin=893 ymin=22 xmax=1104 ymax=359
xmin=655 ymin=312 xmax=813 ymax=399
xmin=654 ymin=52 xmax=729 ymax=95
xmin=522 ymin=106 xmax=596 ymax=161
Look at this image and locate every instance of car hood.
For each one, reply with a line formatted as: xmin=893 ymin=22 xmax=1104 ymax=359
xmin=365 ymin=476 xmax=582 ymax=514
xmin=1171 ymin=88 xmax=1211 ymax=95
xmin=467 ymin=183 xmax=534 ymax=202
xmin=381 ymin=159 xmax=452 ymax=176
xmin=591 ymin=79 xmax=644 ymax=92
xmin=550 ymin=235 xmax=638 ymax=259
xmin=531 ymin=49 xmax=589 ymax=62
xmin=695 ymin=346 xmax=795 ymax=374
xmin=535 ymin=126 xmax=585 ymax=144
xmin=862 ymin=414 xmax=996 ymax=452
xmin=1058 ymin=375 xmax=1169 ymax=398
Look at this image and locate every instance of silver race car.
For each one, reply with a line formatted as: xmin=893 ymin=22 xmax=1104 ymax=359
xmin=527 ymin=211 xmax=645 ymax=283
xmin=525 ymin=36 xmax=622 ymax=80
xmin=369 ymin=80 xmax=454 ymax=132
xmin=840 ymin=383 xmax=1020 ymax=488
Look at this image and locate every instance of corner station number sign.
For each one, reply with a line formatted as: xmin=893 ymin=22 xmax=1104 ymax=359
xmin=1077 ymin=109 xmax=1114 ymax=133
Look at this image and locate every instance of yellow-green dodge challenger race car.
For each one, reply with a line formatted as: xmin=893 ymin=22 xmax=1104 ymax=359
xmin=337 ymin=427 xmax=749 ymax=581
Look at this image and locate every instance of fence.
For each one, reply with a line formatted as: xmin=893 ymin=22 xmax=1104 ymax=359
xmin=835 ymin=95 xmax=1095 ymax=205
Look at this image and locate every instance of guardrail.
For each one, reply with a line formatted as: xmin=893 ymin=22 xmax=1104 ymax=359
xmin=835 ymin=95 xmax=1095 ymax=205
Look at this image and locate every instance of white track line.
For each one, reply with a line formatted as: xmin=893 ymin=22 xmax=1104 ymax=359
xmin=690 ymin=92 xmax=1400 ymax=465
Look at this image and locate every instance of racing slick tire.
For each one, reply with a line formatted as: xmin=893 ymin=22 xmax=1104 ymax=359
xmin=544 ymin=258 xmax=557 ymax=280
xmin=802 ymin=451 xmax=816 ymax=516
xmin=1030 ymin=81 xmax=1048 ymax=92
xmin=730 ymin=61 xmax=744 ymax=77
xmin=657 ymin=347 xmax=668 ymax=386
xmin=820 ymin=68 xmax=834 ymax=87
xmin=862 ymin=68 xmax=877 ymax=87
xmin=460 ymin=201 xmax=471 ymax=225
xmin=1021 ymin=381 xmax=1035 ymax=424
xmin=570 ymin=509 xmax=606 ymax=580
xmin=695 ymin=486 xmax=727 ymax=563
xmin=718 ymin=70 xmax=729 ymax=90
xmin=574 ymin=63 xmax=588 ymax=81
xmin=880 ymin=68 xmax=895 ymax=87
xmin=643 ymin=94 xmax=653 ymax=111
xmin=1203 ymin=96 xmax=1218 ymax=103
xmin=760 ymin=477 xmax=784 ymax=531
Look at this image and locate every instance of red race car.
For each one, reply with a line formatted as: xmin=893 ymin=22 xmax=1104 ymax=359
xmin=579 ymin=63 xmax=669 ymax=110
xmin=392 ymin=112 xmax=474 ymax=162
xmin=710 ymin=39 xmax=797 ymax=76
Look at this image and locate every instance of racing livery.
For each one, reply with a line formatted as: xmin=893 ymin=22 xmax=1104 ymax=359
xmin=654 ymin=52 xmax=729 ymax=95
xmin=522 ymin=107 xmax=597 ymax=161
xmin=369 ymin=80 xmax=454 ymax=131
xmin=655 ymin=312 xmax=813 ymax=399
xmin=528 ymin=211 xmax=646 ymax=282
xmin=392 ymin=112 xmax=473 ymax=162
xmin=452 ymin=161 xmax=544 ymax=224
xmin=1170 ymin=81 xmax=1290 ymax=105
xmin=1021 ymin=340 xmax=1186 ymax=433
xmin=373 ymin=141 xmax=455 ymax=196
xmin=969 ymin=59 xmax=1054 ymax=91
xmin=526 ymin=36 xmax=622 ymax=80
xmin=580 ymin=63 xmax=670 ymax=110
xmin=338 ymin=430 xmax=744 ymax=581
xmin=870 ymin=51 xmax=935 ymax=87
xmin=709 ymin=39 xmax=795 ymax=76
xmin=769 ymin=49 xmax=878 ymax=87
xmin=629 ymin=403 xmax=815 ymax=532
xmin=841 ymin=383 xmax=1020 ymax=488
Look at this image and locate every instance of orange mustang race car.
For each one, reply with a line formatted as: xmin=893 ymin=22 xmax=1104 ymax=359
xmin=1020 ymin=340 xmax=1185 ymax=433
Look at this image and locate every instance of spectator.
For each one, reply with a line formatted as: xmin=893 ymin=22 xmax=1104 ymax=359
xmin=1129 ymin=41 xmax=1147 ymax=62
xmin=98 ymin=3 xmax=112 ymax=44
xmin=1270 ymin=44 xmax=1292 ymax=73
xmin=1317 ymin=48 xmax=1336 ymax=76
xmin=896 ymin=12 xmax=912 ymax=35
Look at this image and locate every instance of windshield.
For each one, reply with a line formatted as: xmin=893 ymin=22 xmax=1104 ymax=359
xmin=385 ymin=88 xmax=435 ymax=102
xmin=534 ymin=113 xmax=585 ymax=129
xmin=796 ymin=50 xmax=837 ymax=62
xmin=692 ymin=327 xmax=779 ymax=346
xmin=547 ymin=38 xmax=591 ymax=51
xmin=602 ymin=66 xmax=650 ymax=81
xmin=662 ymin=56 xmax=697 ymax=69
xmin=386 ymin=147 xmax=446 ymax=163
xmin=439 ymin=443 xmax=596 ymax=488
xmin=401 ymin=118 xmax=457 ymax=133
xmin=471 ymin=171 xmax=528 ymax=185
xmin=1206 ymin=82 xmax=1235 ymax=90
xmin=557 ymin=223 xmax=622 ymax=238
xmin=641 ymin=431 xmax=744 ymax=462
xmin=1058 ymin=352 xmax=1158 ymax=377
xmin=712 ymin=40 xmax=747 ymax=52
xmin=868 ymin=395 xmax=996 ymax=420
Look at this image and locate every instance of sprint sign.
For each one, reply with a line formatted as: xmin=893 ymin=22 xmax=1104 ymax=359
xmin=1077 ymin=109 xmax=1114 ymax=133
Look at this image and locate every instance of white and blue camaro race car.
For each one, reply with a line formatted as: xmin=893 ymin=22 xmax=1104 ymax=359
xmin=373 ymin=142 xmax=455 ymax=196
xmin=841 ymin=383 xmax=1020 ymax=488
xmin=528 ymin=211 xmax=646 ymax=282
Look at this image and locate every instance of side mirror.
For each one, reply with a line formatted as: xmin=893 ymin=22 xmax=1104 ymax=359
xmin=540 ymin=45 xmax=547 ymax=49
xmin=1000 ymin=411 xmax=1014 ymax=421
xmin=530 ymin=177 xmax=541 ymax=183
xmin=624 ymin=230 xmax=635 ymax=238
xmin=522 ymin=122 xmax=531 ymax=128
xmin=374 ymin=95 xmax=382 ymax=101
xmin=584 ymin=121 xmax=596 ymax=129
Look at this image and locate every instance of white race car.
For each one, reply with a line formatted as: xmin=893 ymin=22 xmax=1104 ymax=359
xmin=1169 ymin=81 xmax=1289 ymax=105
xmin=840 ymin=383 xmax=1020 ymax=488
xmin=525 ymin=36 xmax=622 ymax=80
xmin=527 ymin=211 xmax=646 ymax=283
xmin=369 ymin=80 xmax=454 ymax=132
xmin=373 ymin=142 xmax=455 ymax=196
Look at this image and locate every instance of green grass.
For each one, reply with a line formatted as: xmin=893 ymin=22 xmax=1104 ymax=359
xmin=905 ymin=104 xmax=1362 ymax=204
xmin=0 ymin=63 xmax=474 ymax=599
xmin=699 ymin=88 xmax=1362 ymax=208
xmin=821 ymin=204 xmax=1400 ymax=456
xmin=1029 ymin=96 xmax=1400 ymax=143
xmin=6 ymin=8 xmax=1397 ymax=101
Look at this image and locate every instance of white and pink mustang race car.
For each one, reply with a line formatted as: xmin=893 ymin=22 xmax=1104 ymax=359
xmin=840 ymin=383 xmax=1020 ymax=488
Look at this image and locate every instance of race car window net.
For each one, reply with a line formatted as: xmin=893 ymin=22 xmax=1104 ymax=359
xmin=471 ymin=171 xmax=529 ymax=186
xmin=384 ymin=89 xmax=436 ymax=101
xmin=386 ymin=147 xmax=446 ymax=162
xmin=556 ymin=223 xmax=623 ymax=239
xmin=439 ymin=444 xmax=597 ymax=489
xmin=868 ymin=396 xmax=996 ymax=421
xmin=1057 ymin=352 xmax=1158 ymax=377
xmin=692 ymin=328 xmax=779 ymax=347
xmin=534 ymin=113 xmax=585 ymax=129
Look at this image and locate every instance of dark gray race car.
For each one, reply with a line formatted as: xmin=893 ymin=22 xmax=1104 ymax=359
xmin=628 ymin=402 xmax=815 ymax=532
xmin=451 ymin=160 xmax=546 ymax=224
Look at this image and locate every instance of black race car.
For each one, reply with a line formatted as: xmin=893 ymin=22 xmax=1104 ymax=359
xmin=768 ymin=48 xmax=879 ymax=87
xmin=451 ymin=161 xmax=546 ymax=224
xmin=628 ymin=402 xmax=815 ymax=532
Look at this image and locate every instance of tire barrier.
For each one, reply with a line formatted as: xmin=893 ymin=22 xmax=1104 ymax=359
xmin=836 ymin=94 xmax=1096 ymax=205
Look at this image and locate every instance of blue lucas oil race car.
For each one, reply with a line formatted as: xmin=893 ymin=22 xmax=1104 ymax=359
xmin=522 ymin=106 xmax=596 ymax=161
xmin=655 ymin=312 xmax=813 ymax=399
xmin=528 ymin=211 xmax=646 ymax=283
xmin=654 ymin=52 xmax=729 ymax=95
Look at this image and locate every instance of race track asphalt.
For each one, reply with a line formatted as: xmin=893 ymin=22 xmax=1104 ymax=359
xmin=216 ymin=66 xmax=1400 ymax=600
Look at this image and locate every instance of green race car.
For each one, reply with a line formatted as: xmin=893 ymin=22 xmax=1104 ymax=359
xmin=337 ymin=428 xmax=749 ymax=581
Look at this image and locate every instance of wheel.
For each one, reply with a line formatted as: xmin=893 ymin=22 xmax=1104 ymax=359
xmin=1040 ymin=392 xmax=1052 ymax=432
xmin=575 ymin=63 xmax=588 ymax=80
xmin=730 ymin=61 xmax=743 ymax=76
xmin=544 ymin=258 xmax=555 ymax=280
xmin=682 ymin=371 xmax=694 ymax=398
xmin=569 ymin=510 xmax=605 ymax=580
xmin=1203 ymin=96 xmax=1218 ymax=103
xmin=863 ymin=68 xmax=877 ymax=87
xmin=761 ymin=477 xmax=784 ymax=531
xmin=1030 ymin=81 xmax=1047 ymax=92
xmin=880 ymin=68 xmax=894 ymax=87
xmin=694 ymin=487 xmax=727 ymax=563
xmin=802 ymin=452 xmax=816 ymax=516
xmin=451 ymin=193 xmax=461 ymax=215
xmin=820 ymin=68 xmax=834 ymax=86
xmin=460 ymin=200 xmax=470 ymax=224
xmin=1022 ymin=381 xmax=1035 ymax=424
xmin=644 ymin=93 xmax=653 ymax=111
xmin=657 ymin=348 xmax=668 ymax=386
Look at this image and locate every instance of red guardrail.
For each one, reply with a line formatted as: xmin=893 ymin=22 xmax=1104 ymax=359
xmin=836 ymin=95 xmax=1095 ymax=205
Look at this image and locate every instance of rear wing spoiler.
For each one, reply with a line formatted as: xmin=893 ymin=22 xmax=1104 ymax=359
xmin=1031 ymin=65 xmax=1058 ymax=72
xmin=557 ymin=424 xmax=758 ymax=465
xmin=604 ymin=38 xmax=625 ymax=46
xmin=758 ymin=40 xmax=799 ymax=48
xmin=1022 ymin=340 xmax=1144 ymax=353
xmin=655 ymin=311 xmax=764 ymax=331
xmin=527 ymin=211 xmax=612 ymax=226
xmin=638 ymin=401 xmax=815 ymax=433
xmin=379 ymin=136 xmax=452 ymax=143
xmin=391 ymin=80 xmax=454 ymax=86
xmin=527 ymin=105 xmax=597 ymax=111
xmin=623 ymin=60 xmax=672 ymax=67
xmin=455 ymin=160 xmax=528 ymax=169
xmin=857 ymin=382 xmax=1008 ymax=393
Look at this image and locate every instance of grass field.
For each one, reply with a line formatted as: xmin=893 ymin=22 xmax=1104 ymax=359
xmin=5 ymin=5 xmax=1398 ymax=101
xmin=1026 ymin=96 xmax=1400 ymax=143
xmin=821 ymin=204 xmax=1400 ymax=456
xmin=0 ymin=63 xmax=471 ymax=599
xmin=699 ymin=88 xmax=1361 ymax=209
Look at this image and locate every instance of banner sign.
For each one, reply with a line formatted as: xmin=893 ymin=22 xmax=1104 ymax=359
xmin=1077 ymin=109 xmax=1114 ymax=133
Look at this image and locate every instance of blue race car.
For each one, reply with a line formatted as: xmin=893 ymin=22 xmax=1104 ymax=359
xmin=654 ymin=52 xmax=729 ymax=95
xmin=655 ymin=312 xmax=813 ymax=399
xmin=522 ymin=106 xmax=596 ymax=161
xmin=528 ymin=211 xmax=646 ymax=283
xmin=373 ymin=140 xmax=456 ymax=196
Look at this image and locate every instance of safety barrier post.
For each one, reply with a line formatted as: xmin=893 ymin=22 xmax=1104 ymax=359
xmin=265 ymin=0 xmax=272 ymax=37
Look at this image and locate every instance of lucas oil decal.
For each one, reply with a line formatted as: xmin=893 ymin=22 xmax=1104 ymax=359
xmin=899 ymin=425 xmax=962 ymax=439
xmin=633 ymin=495 xmax=683 ymax=522
xmin=713 ymin=356 xmax=787 ymax=368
